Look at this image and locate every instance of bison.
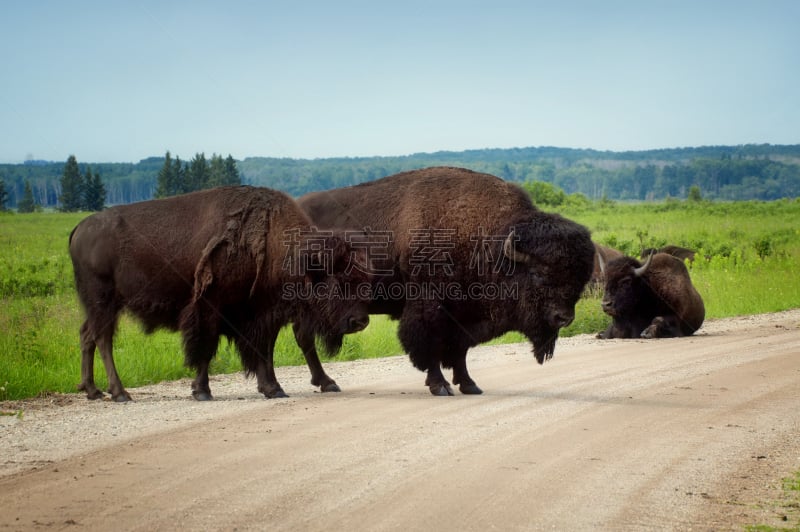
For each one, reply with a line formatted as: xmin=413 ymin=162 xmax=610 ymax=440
xmin=596 ymin=251 xmax=705 ymax=339
xmin=293 ymin=166 xmax=596 ymax=396
xmin=69 ymin=186 xmax=371 ymax=402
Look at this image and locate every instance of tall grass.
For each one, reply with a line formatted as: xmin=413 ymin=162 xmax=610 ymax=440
xmin=1 ymin=198 xmax=799 ymax=401
xmin=563 ymin=199 xmax=800 ymax=317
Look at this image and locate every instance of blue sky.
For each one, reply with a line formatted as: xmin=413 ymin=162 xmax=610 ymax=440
xmin=1 ymin=1 xmax=798 ymax=163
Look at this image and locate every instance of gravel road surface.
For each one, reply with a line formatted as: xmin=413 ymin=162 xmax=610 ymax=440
xmin=2 ymin=309 xmax=799 ymax=531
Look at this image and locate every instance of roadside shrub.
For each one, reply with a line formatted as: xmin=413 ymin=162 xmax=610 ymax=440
xmin=754 ymin=236 xmax=773 ymax=260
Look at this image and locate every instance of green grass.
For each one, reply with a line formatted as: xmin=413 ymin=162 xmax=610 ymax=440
xmin=0 ymin=212 xmax=85 ymax=298
xmin=563 ymin=199 xmax=800 ymax=317
xmin=1 ymin=198 xmax=799 ymax=402
xmin=744 ymin=470 xmax=800 ymax=531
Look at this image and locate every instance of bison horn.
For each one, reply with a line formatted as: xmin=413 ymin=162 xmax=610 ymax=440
xmin=634 ymin=251 xmax=654 ymax=277
xmin=503 ymin=231 xmax=531 ymax=264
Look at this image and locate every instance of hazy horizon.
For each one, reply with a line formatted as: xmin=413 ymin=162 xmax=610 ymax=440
xmin=2 ymin=1 xmax=798 ymax=164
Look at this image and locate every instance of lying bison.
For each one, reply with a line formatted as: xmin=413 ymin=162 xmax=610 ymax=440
xmin=597 ymin=252 xmax=705 ymax=339
xmin=69 ymin=186 xmax=371 ymax=402
xmin=295 ymin=166 xmax=596 ymax=396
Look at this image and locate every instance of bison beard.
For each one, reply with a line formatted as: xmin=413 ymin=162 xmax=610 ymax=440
xmin=531 ymin=328 xmax=559 ymax=365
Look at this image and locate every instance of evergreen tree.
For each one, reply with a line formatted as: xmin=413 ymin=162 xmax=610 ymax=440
xmin=59 ymin=155 xmax=83 ymax=211
xmin=207 ymin=153 xmax=227 ymax=188
xmin=17 ymin=180 xmax=36 ymax=213
xmin=174 ymin=156 xmax=186 ymax=195
xmin=224 ymin=155 xmax=241 ymax=186
xmin=185 ymin=153 xmax=208 ymax=192
xmin=0 ymin=178 xmax=8 ymax=211
xmin=155 ymin=151 xmax=176 ymax=198
xmin=83 ymin=167 xmax=106 ymax=211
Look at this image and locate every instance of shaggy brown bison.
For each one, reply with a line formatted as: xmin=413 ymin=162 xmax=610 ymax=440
xmin=69 ymin=186 xmax=371 ymax=402
xmin=294 ymin=166 xmax=596 ymax=396
xmin=596 ymin=251 xmax=705 ymax=339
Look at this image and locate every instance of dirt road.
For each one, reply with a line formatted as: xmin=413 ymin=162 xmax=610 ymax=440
xmin=2 ymin=310 xmax=799 ymax=531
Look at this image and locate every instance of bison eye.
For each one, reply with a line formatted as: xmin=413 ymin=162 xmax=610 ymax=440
xmin=527 ymin=270 xmax=545 ymax=285
xmin=528 ymin=264 xmax=552 ymax=284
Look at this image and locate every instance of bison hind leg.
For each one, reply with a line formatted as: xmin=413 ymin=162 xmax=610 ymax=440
xmin=78 ymin=321 xmax=104 ymax=400
xmin=79 ymin=319 xmax=132 ymax=402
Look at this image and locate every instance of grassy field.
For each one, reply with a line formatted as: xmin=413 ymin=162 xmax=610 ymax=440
xmin=1 ymin=197 xmax=799 ymax=401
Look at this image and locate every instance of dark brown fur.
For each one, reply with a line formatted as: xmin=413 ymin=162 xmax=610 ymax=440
xmin=69 ymin=186 xmax=371 ymax=402
xmin=597 ymin=252 xmax=705 ymax=339
xmin=295 ymin=167 xmax=595 ymax=395
xmin=641 ymin=245 xmax=696 ymax=263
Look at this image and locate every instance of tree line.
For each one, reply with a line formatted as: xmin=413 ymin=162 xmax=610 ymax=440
xmin=154 ymin=152 xmax=240 ymax=198
xmin=55 ymin=155 xmax=107 ymax=212
xmin=0 ymin=151 xmax=240 ymax=212
xmin=1 ymin=144 xmax=798 ymax=210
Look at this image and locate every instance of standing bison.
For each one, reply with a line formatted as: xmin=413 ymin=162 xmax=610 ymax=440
xmin=294 ymin=166 xmax=596 ymax=396
xmin=69 ymin=186 xmax=371 ymax=402
xmin=597 ymin=252 xmax=705 ymax=339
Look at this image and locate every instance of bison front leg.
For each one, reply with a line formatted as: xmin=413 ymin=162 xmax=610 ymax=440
xmin=180 ymin=308 xmax=220 ymax=401
xmin=292 ymin=323 xmax=341 ymax=392
xmin=424 ymin=366 xmax=455 ymax=396
xmin=451 ymin=350 xmax=483 ymax=395
xmin=399 ymin=303 xmax=455 ymax=396
xmin=238 ymin=326 xmax=287 ymax=398
xmin=191 ymin=358 xmax=213 ymax=401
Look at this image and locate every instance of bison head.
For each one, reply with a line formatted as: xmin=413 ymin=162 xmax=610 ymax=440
xmin=291 ymin=233 xmax=372 ymax=354
xmin=503 ymin=215 xmax=594 ymax=364
xmin=599 ymin=252 xmax=654 ymax=319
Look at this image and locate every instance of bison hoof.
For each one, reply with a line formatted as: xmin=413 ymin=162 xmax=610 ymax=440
xmin=429 ymin=383 xmax=455 ymax=396
xmin=192 ymin=391 xmax=214 ymax=401
xmin=264 ymin=389 xmax=289 ymax=399
xmin=84 ymin=389 xmax=105 ymax=400
xmin=459 ymin=383 xmax=483 ymax=395
xmin=320 ymin=382 xmax=341 ymax=393
xmin=112 ymin=393 xmax=133 ymax=403
xmin=640 ymin=326 xmax=657 ymax=339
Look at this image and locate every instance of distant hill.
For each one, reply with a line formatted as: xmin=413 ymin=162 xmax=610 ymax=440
xmin=2 ymin=144 xmax=799 ymax=208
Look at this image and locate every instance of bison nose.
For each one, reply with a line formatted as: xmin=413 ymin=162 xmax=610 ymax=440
xmin=551 ymin=311 xmax=574 ymax=329
xmin=601 ymin=299 xmax=613 ymax=314
xmin=347 ymin=315 xmax=369 ymax=333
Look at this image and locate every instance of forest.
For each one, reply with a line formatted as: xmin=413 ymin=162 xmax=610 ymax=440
xmin=1 ymin=144 xmax=798 ymax=209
